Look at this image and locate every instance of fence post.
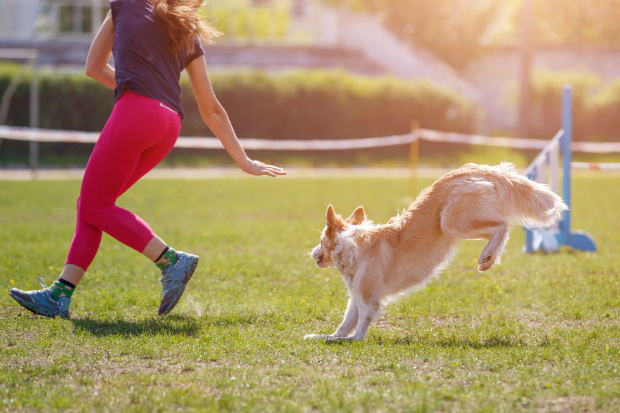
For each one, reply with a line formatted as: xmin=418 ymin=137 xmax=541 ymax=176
xmin=29 ymin=60 xmax=39 ymax=179
xmin=409 ymin=121 xmax=420 ymax=200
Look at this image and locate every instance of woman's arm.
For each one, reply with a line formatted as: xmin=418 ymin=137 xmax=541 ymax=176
xmin=185 ymin=56 xmax=286 ymax=177
xmin=85 ymin=11 xmax=116 ymax=89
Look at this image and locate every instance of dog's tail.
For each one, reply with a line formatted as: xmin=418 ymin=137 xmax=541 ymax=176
xmin=496 ymin=162 xmax=568 ymax=229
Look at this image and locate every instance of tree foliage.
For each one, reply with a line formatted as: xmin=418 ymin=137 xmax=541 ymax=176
xmin=533 ymin=0 xmax=620 ymax=46
xmin=330 ymin=0 xmax=620 ymax=69
xmin=361 ymin=0 xmax=503 ymax=70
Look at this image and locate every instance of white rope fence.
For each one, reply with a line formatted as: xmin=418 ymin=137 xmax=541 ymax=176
xmin=571 ymin=162 xmax=620 ymax=170
xmin=2 ymin=124 xmax=620 ymax=155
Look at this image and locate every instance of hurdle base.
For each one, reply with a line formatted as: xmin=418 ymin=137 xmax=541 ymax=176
xmin=563 ymin=230 xmax=597 ymax=252
xmin=523 ymin=228 xmax=597 ymax=253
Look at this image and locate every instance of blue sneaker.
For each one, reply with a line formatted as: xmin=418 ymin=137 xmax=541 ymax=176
xmin=9 ymin=277 xmax=71 ymax=319
xmin=158 ymin=251 xmax=199 ymax=315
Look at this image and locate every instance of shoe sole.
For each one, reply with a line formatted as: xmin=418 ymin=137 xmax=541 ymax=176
xmin=158 ymin=255 xmax=199 ymax=316
xmin=8 ymin=290 xmax=67 ymax=318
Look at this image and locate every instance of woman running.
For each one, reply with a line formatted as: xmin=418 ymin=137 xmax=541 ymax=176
xmin=9 ymin=0 xmax=286 ymax=318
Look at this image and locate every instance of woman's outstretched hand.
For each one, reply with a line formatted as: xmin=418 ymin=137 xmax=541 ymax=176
xmin=240 ymin=159 xmax=287 ymax=177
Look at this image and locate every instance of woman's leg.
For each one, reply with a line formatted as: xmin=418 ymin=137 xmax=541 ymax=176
xmin=9 ymin=93 xmax=185 ymax=319
xmin=65 ymin=93 xmax=181 ymax=277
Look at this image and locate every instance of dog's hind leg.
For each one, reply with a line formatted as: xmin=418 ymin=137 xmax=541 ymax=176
xmin=476 ymin=224 xmax=509 ymax=272
xmin=442 ymin=197 xmax=509 ymax=272
xmin=447 ymin=218 xmax=510 ymax=272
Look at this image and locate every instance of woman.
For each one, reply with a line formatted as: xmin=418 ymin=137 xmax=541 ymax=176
xmin=9 ymin=0 xmax=286 ymax=318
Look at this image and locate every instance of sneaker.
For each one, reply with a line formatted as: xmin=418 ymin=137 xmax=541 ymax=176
xmin=8 ymin=277 xmax=71 ymax=319
xmin=158 ymin=251 xmax=199 ymax=315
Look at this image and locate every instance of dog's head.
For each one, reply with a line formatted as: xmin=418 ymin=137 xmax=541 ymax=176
xmin=311 ymin=204 xmax=366 ymax=268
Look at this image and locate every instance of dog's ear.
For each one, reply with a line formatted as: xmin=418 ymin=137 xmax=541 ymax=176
xmin=345 ymin=206 xmax=366 ymax=225
xmin=326 ymin=205 xmax=337 ymax=225
xmin=326 ymin=205 xmax=344 ymax=230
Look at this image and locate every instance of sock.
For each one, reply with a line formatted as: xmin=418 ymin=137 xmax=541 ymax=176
xmin=155 ymin=247 xmax=178 ymax=271
xmin=50 ymin=279 xmax=75 ymax=300
xmin=155 ymin=246 xmax=169 ymax=262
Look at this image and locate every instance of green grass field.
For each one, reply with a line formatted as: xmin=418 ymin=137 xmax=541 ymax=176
xmin=1 ymin=175 xmax=619 ymax=412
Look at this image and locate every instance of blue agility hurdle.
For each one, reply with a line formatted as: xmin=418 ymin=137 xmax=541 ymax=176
xmin=523 ymin=85 xmax=597 ymax=253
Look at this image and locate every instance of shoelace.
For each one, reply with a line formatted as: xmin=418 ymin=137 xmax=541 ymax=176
xmin=159 ymin=259 xmax=182 ymax=283
xmin=37 ymin=276 xmax=50 ymax=290
xmin=159 ymin=273 xmax=174 ymax=283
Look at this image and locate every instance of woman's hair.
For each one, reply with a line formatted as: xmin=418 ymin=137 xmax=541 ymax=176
xmin=151 ymin=0 xmax=220 ymax=55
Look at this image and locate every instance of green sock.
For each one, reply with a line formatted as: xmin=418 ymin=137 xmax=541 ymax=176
xmin=155 ymin=247 xmax=178 ymax=271
xmin=50 ymin=281 xmax=74 ymax=300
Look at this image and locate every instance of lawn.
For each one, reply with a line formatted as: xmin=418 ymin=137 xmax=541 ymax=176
xmin=0 ymin=174 xmax=619 ymax=412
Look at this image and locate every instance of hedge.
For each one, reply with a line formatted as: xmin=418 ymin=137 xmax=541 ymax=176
xmin=527 ymin=69 xmax=620 ymax=142
xmin=180 ymin=70 xmax=477 ymax=140
xmin=0 ymin=65 xmax=476 ymax=137
xmin=0 ymin=65 xmax=477 ymax=163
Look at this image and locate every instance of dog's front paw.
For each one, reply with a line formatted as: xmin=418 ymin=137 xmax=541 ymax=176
xmin=325 ymin=336 xmax=357 ymax=343
xmin=304 ymin=334 xmax=333 ymax=340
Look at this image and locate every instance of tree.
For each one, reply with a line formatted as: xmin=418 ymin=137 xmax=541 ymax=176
xmin=327 ymin=0 xmax=620 ymax=70
xmin=363 ymin=0 xmax=503 ymax=69
xmin=533 ymin=0 xmax=620 ymax=46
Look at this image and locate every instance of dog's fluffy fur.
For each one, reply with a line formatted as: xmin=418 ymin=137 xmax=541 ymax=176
xmin=306 ymin=163 xmax=568 ymax=342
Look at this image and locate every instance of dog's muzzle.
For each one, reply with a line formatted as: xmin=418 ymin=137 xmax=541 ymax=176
xmin=311 ymin=245 xmax=326 ymax=268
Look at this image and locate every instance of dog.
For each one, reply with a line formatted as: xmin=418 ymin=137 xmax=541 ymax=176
xmin=305 ymin=163 xmax=568 ymax=342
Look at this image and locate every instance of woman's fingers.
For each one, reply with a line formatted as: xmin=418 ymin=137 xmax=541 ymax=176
xmin=250 ymin=161 xmax=286 ymax=177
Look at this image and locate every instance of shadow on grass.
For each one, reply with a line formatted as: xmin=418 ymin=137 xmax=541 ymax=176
xmin=316 ymin=336 xmax=527 ymax=348
xmin=385 ymin=335 xmax=527 ymax=349
xmin=199 ymin=311 xmax=281 ymax=327
xmin=71 ymin=314 xmax=202 ymax=337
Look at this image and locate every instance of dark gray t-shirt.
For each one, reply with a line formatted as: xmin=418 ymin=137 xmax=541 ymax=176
xmin=110 ymin=0 xmax=205 ymax=120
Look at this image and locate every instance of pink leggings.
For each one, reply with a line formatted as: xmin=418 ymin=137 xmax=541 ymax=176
xmin=66 ymin=90 xmax=181 ymax=270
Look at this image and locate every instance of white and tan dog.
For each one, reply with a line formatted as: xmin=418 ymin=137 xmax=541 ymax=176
xmin=306 ymin=163 xmax=567 ymax=342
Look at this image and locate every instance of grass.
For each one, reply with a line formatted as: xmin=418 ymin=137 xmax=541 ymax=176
xmin=0 ymin=175 xmax=619 ymax=412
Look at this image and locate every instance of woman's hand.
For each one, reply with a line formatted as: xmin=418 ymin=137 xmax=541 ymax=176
xmin=186 ymin=57 xmax=287 ymax=178
xmin=240 ymin=159 xmax=287 ymax=177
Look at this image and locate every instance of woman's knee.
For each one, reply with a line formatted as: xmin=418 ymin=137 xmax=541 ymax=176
xmin=77 ymin=195 xmax=108 ymax=225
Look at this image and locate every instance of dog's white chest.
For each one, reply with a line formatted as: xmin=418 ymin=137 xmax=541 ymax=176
xmin=333 ymin=242 xmax=358 ymax=279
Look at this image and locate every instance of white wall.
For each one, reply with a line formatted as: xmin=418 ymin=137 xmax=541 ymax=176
xmin=304 ymin=3 xmax=480 ymax=102
xmin=0 ymin=0 xmax=44 ymax=39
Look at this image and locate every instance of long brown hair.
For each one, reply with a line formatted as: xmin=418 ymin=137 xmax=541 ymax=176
xmin=151 ymin=0 xmax=219 ymax=55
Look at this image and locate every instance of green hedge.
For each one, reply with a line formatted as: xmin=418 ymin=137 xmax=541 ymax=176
xmin=0 ymin=64 xmax=114 ymax=132
xmin=527 ymin=69 xmax=620 ymax=143
xmin=527 ymin=70 xmax=598 ymax=141
xmin=0 ymin=65 xmax=476 ymax=138
xmin=0 ymin=65 xmax=482 ymax=165
xmin=590 ymin=79 xmax=620 ymax=142
xmin=180 ymin=70 xmax=476 ymax=140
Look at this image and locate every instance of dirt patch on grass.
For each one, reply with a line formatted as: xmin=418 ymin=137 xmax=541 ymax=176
xmin=538 ymin=396 xmax=597 ymax=413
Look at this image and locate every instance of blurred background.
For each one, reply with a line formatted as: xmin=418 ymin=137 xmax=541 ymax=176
xmin=2 ymin=0 xmax=620 ymax=168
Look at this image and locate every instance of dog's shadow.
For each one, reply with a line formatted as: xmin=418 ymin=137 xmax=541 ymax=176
xmin=70 ymin=314 xmax=201 ymax=337
xmin=386 ymin=335 xmax=527 ymax=348
xmin=311 ymin=335 xmax=526 ymax=348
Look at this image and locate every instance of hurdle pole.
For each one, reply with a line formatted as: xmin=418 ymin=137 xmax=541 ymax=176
xmin=560 ymin=85 xmax=572 ymax=243
xmin=523 ymin=84 xmax=596 ymax=252
xmin=409 ymin=121 xmax=420 ymax=200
